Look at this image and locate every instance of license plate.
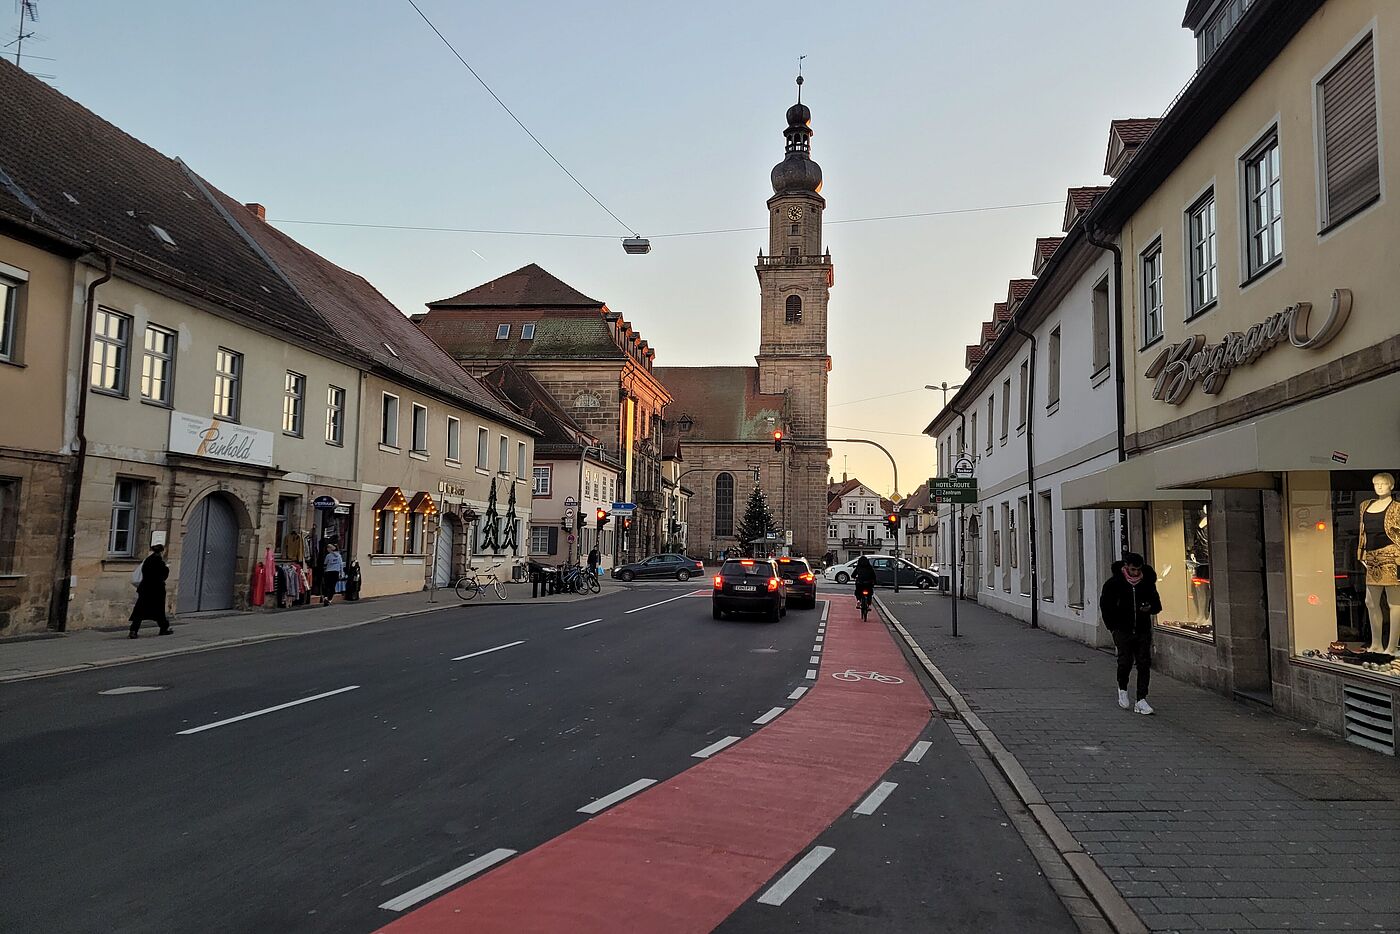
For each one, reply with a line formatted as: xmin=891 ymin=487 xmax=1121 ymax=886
xmin=734 ymin=585 xmax=757 ymax=592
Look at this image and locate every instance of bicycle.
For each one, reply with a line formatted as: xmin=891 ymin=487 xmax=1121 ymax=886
xmin=856 ymin=584 xmax=874 ymax=621
xmin=832 ymin=669 xmax=904 ymax=684
xmin=557 ymin=562 xmax=601 ymax=594
xmin=454 ymin=562 xmax=508 ymax=601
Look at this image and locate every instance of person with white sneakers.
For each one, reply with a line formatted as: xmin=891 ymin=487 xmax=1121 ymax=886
xmin=1100 ymin=552 xmax=1162 ymax=715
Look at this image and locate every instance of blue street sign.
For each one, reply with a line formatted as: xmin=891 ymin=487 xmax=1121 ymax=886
xmin=610 ymin=502 xmax=636 ymax=514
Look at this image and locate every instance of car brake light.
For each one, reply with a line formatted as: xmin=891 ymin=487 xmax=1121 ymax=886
xmin=740 ymin=559 xmax=755 ymax=566
xmin=713 ymin=575 xmax=723 ymax=589
xmin=800 ymin=572 xmax=814 ymax=582
xmin=767 ymin=577 xmax=780 ymax=591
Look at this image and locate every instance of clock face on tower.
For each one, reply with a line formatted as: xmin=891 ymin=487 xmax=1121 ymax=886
xmin=787 ymin=205 xmax=803 ymax=221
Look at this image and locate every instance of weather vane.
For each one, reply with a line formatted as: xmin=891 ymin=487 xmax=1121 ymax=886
xmin=797 ymin=54 xmax=806 ymax=100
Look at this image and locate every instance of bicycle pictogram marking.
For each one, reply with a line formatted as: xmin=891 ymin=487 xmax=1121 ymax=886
xmin=831 ymin=670 xmax=904 ymax=684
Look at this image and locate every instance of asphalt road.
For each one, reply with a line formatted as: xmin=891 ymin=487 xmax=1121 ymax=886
xmin=1 ymin=583 xmax=1076 ymax=933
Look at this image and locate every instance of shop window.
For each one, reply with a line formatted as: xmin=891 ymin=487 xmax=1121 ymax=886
xmin=109 ymin=478 xmax=142 ymax=557
xmin=0 ymin=273 xmax=22 ymax=363
xmin=141 ymin=324 xmax=175 ymax=406
xmin=275 ymin=495 xmax=301 ymax=557
xmin=1018 ymin=496 xmax=1031 ymax=596
xmin=0 ymin=477 xmax=17 ymax=573
xmin=283 ymin=371 xmax=306 ymax=436
xmin=326 ymin=386 xmax=345 ymax=445
xmin=213 ymin=348 xmax=242 ymax=420
xmin=1038 ymin=492 xmax=1054 ymax=601
xmin=1289 ymin=471 xmax=1400 ymax=678
xmin=405 ymin=511 xmax=425 ymax=555
xmin=91 ymin=308 xmax=131 ymax=396
xmin=375 ymin=511 xmax=396 ymax=554
xmin=1148 ymin=501 xmax=1214 ymax=639
xmin=1066 ymin=508 xmax=1086 ymax=608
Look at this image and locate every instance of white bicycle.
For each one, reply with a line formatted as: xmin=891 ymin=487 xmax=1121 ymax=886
xmin=831 ymin=669 xmax=904 ymax=684
xmin=454 ymin=561 xmax=508 ymax=601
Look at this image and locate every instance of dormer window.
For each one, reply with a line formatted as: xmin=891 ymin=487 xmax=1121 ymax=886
xmin=785 ymin=295 xmax=802 ymax=324
xmin=1195 ymin=0 xmax=1253 ymax=66
xmin=148 ymin=224 xmax=177 ymax=251
xmin=496 ymin=324 xmax=510 ymax=340
xmin=521 ymin=323 xmax=536 ymax=340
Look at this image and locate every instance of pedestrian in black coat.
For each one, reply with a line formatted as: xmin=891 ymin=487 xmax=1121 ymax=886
xmin=129 ymin=544 xmax=172 ymax=638
xmin=1100 ymin=552 xmax=1161 ymax=714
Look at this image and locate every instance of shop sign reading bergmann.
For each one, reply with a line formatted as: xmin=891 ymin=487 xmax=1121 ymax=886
xmin=1146 ymin=289 xmax=1352 ymax=405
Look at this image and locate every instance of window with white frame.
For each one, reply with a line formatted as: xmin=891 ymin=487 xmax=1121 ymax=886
xmin=447 ymin=416 xmax=461 ymax=462
xmin=517 ymin=441 xmax=527 ymax=477
xmin=530 ymin=526 xmax=551 ymax=555
xmin=1000 ymin=379 xmax=1010 ymax=440
xmin=1187 ymin=193 xmax=1217 ymax=315
xmin=91 ymin=309 xmax=131 ymax=395
xmin=210 ymin=348 xmax=241 ymax=419
xmin=1047 ymin=328 xmax=1061 ymax=408
xmin=283 ymin=371 xmax=306 ymax=436
xmin=326 ymin=386 xmax=345 ymax=445
xmin=0 ymin=274 xmax=20 ymax=363
xmin=1244 ymin=132 xmax=1283 ymax=276
xmin=411 ymin=403 xmax=428 ymax=453
xmin=1066 ymin=507 xmax=1086 ymax=608
xmin=495 ymin=324 xmax=510 ymax=340
xmin=405 ymin=511 xmax=425 ymax=554
xmin=109 ymin=478 xmax=140 ymax=557
xmin=1091 ymin=278 xmax=1111 ymax=375
xmin=865 ymin=502 xmax=875 ymax=515
xmin=1038 ymin=491 xmax=1054 ymax=601
xmin=1141 ymin=240 xmax=1164 ymax=345
xmin=532 ymin=465 xmax=551 ymax=496
xmin=970 ymin=411 xmax=979 ymax=452
xmin=1318 ymin=33 xmax=1380 ymax=229
xmin=985 ymin=396 xmax=994 ymax=451
xmin=140 ymin=324 xmax=175 ymax=405
xmin=375 ymin=511 xmax=395 ymax=554
xmin=1017 ymin=359 xmax=1029 ymax=427
xmin=498 ymin=435 xmax=508 ymax=473
xmin=521 ymin=323 xmax=536 ymax=340
xmin=476 ymin=427 xmax=489 ymax=468
xmin=380 ymin=393 xmax=399 ymax=447
xmin=829 ymin=523 xmax=838 ymax=539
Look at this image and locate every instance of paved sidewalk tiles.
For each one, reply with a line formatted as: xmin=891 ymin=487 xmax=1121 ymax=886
xmin=881 ymin=590 xmax=1400 ymax=934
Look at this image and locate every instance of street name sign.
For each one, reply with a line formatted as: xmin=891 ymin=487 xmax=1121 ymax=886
xmin=930 ymin=477 xmax=978 ymax=504
xmin=610 ymin=502 xmax=636 ymax=515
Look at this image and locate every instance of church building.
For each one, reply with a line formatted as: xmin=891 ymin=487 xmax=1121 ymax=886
xmin=657 ymin=80 xmax=833 ymax=560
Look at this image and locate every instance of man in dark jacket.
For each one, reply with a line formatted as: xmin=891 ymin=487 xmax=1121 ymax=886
xmin=1100 ymin=551 xmax=1161 ymax=715
xmin=129 ymin=544 xmax=172 ymax=638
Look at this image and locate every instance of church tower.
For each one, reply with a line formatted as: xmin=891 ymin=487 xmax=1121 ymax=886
xmin=757 ymin=76 xmax=832 ymax=558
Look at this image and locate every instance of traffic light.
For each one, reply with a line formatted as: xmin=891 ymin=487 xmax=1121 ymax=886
xmin=772 ymin=428 xmax=784 ymax=451
xmin=623 ymin=517 xmax=632 ymax=531
xmin=885 ymin=512 xmax=901 ymax=535
xmin=576 ymin=511 xmax=586 ymax=530
xmin=596 ymin=508 xmax=610 ymax=531
xmin=560 ymin=515 xmax=570 ymax=530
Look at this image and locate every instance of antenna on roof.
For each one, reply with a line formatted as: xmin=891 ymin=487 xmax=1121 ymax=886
xmin=11 ymin=0 xmax=37 ymax=67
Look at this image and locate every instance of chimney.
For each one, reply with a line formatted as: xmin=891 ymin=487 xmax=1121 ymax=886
xmin=244 ymin=203 xmax=266 ymax=222
xmin=842 ymin=472 xmax=848 ymax=483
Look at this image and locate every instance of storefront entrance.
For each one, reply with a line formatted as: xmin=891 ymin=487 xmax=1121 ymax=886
xmin=177 ymin=494 xmax=240 ymax=613
xmin=434 ymin=514 xmax=458 ymax=587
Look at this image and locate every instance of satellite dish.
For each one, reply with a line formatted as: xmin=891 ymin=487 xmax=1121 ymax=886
xmin=622 ymin=238 xmax=651 ymax=255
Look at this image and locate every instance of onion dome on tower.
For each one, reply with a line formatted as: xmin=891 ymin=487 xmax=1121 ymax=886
xmin=771 ymin=75 xmax=823 ymax=194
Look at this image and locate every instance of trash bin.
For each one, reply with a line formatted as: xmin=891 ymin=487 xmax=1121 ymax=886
xmin=938 ymin=574 xmax=951 ymax=593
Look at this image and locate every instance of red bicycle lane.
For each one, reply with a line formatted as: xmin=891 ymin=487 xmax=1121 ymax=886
xmin=376 ymin=595 xmax=932 ymax=934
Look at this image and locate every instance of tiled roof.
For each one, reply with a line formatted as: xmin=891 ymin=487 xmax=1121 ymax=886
xmin=966 ymin=345 xmax=986 ymax=369
xmin=655 ymin=366 xmax=785 ymax=442
xmin=479 ymin=363 xmax=594 ymax=448
xmin=1007 ymin=279 xmax=1036 ymax=305
xmin=1111 ymin=118 xmax=1160 ymax=146
xmin=428 ymin=263 xmax=602 ymax=308
xmin=416 ymin=311 xmax=628 ymax=362
xmin=1064 ymin=186 xmax=1110 ymax=232
xmin=215 ymin=191 xmax=528 ymax=428
xmin=980 ymin=321 xmax=999 ymax=342
xmin=826 ymin=478 xmax=867 ymax=513
xmin=1033 ymin=236 xmax=1065 ymax=272
xmin=0 ymin=60 xmax=325 ymax=342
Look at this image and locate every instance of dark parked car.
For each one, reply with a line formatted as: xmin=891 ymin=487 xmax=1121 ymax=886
xmin=775 ymin=556 xmax=818 ymax=609
xmin=712 ymin=558 xmax=787 ymax=621
xmin=612 ymin=553 xmax=706 ymax=582
xmin=869 ymin=555 xmax=936 ymax=589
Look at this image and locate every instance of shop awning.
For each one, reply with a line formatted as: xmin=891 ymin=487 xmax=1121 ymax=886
xmin=1152 ymin=372 xmax=1400 ymax=488
xmin=407 ymin=491 xmax=439 ymax=516
xmin=1061 ymin=452 xmax=1204 ymax=510
xmin=371 ymin=486 xmax=409 ymax=512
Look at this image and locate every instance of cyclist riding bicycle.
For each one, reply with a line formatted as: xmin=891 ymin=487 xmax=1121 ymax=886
xmin=852 ymin=554 xmax=876 ymax=619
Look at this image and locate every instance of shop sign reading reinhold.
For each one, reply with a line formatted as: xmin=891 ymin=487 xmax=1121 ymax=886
xmin=1145 ymin=288 xmax=1352 ymax=405
xmin=168 ymin=412 xmax=274 ymax=467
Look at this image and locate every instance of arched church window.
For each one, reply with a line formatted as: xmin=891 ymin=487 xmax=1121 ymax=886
xmin=714 ymin=473 xmax=735 ymax=537
xmin=785 ymin=295 xmax=802 ymax=324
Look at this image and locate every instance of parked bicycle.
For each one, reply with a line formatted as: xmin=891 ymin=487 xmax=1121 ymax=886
xmin=454 ymin=562 xmax=508 ymax=601
xmin=557 ymin=562 xmax=601 ymax=594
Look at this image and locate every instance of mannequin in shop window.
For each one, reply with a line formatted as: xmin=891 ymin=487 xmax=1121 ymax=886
xmin=1186 ymin=504 xmax=1212 ymax=631
xmin=1359 ymin=472 xmax=1400 ymax=656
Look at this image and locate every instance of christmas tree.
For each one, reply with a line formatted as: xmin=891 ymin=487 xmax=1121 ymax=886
xmin=737 ymin=484 xmax=778 ymax=552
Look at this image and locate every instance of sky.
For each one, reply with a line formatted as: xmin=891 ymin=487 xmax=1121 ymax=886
xmin=10 ymin=1 xmax=1197 ymax=498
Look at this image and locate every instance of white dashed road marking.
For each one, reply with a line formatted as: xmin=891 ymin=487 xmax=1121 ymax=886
xmin=820 ymin=601 xmax=830 ymax=621
xmin=788 ymin=686 xmax=808 ymax=701
xmin=809 ymin=655 xmax=820 ymax=664
xmin=904 ymin=740 xmax=933 ymax=763
xmin=565 ymin=618 xmax=602 ymax=630
xmin=579 ymin=779 xmax=657 ymax=814
xmin=625 ymin=592 xmax=700 ymax=614
xmin=452 ymin=640 xmax=526 ymax=661
xmin=853 ymin=781 xmax=898 ymax=816
xmin=692 ymin=736 xmax=741 ymax=758
xmin=758 ymin=846 xmax=836 ymax=906
xmin=177 ymin=685 xmax=360 ymax=735
xmin=806 ymin=668 xmax=817 ymax=679
xmin=753 ymin=706 xmax=786 ymax=725
xmin=378 ymin=849 xmax=517 ymax=911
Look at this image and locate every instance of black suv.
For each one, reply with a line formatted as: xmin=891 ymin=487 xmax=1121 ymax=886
xmin=712 ymin=558 xmax=787 ymax=621
xmin=775 ymin=556 xmax=818 ymax=609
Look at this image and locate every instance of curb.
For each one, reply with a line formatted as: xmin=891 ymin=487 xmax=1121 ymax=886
xmin=0 ymin=604 xmax=451 ymax=684
xmin=876 ymin=595 xmax=1149 ymax=934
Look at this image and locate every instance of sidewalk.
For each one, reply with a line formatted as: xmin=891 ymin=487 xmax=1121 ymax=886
xmin=0 ymin=582 xmax=597 ymax=684
xmin=880 ymin=591 xmax=1400 ymax=934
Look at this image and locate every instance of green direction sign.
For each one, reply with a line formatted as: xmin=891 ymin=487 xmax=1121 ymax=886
xmin=930 ymin=476 xmax=978 ymax=504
